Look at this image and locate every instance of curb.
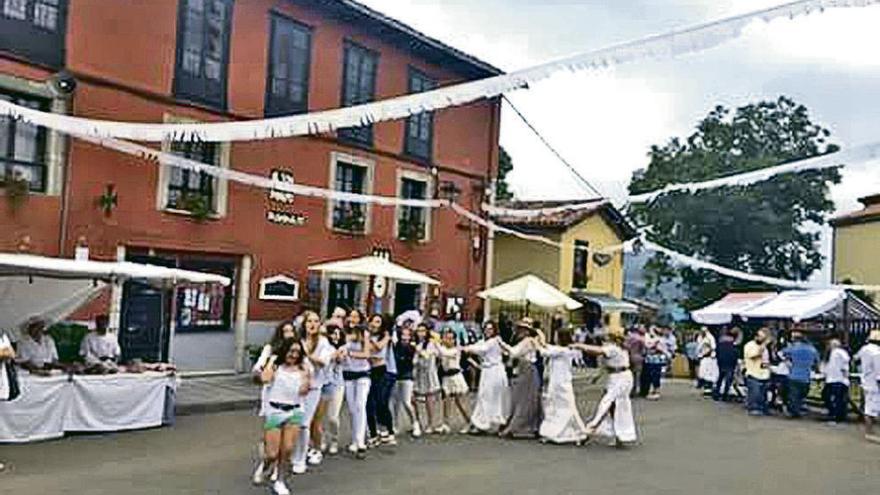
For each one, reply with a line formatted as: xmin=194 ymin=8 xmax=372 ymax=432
xmin=176 ymin=398 xmax=257 ymax=416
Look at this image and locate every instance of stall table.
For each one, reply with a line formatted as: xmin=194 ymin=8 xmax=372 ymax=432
xmin=0 ymin=371 xmax=177 ymax=443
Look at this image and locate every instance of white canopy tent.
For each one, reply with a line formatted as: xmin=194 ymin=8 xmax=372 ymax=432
xmin=740 ymin=289 xmax=847 ymax=323
xmin=478 ymin=274 xmax=583 ymax=311
xmin=0 ymin=253 xmax=230 ymax=338
xmin=691 ymin=292 xmax=777 ymax=325
xmin=309 ymin=255 xmax=441 ymax=285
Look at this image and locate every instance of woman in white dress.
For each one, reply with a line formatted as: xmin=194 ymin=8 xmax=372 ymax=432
xmin=463 ymin=321 xmax=509 ymax=434
xmin=696 ymin=327 xmax=719 ymax=392
xmin=437 ymin=328 xmax=471 ymax=434
xmin=571 ymin=329 xmax=638 ymax=446
xmin=537 ymin=332 xmax=588 ymax=445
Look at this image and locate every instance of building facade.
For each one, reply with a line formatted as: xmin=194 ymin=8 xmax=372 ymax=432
xmin=491 ymin=199 xmax=636 ymax=331
xmin=831 ymin=193 xmax=880 ymax=290
xmin=0 ymin=0 xmax=502 ymax=371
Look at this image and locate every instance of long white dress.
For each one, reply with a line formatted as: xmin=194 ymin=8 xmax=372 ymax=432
xmin=697 ymin=333 xmax=719 ymax=384
xmin=587 ymin=344 xmax=637 ymax=443
xmin=539 ymin=346 xmax=588 ymax=444
xmin=466 ymin=336 xmax=510 ymax=432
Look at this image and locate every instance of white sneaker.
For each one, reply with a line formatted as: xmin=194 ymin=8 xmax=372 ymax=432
xmin=307 ymin=449 xmax=323 ymax=465
xmin=424 ymin=426 xmax=434 ymax=435
xmin=252 ymin=462 xmax=265 ymax=485
xmin=437 ymin=424 xmax=451 ymax=434
xmin=348 ymin=444 xmax=359 ymax=455
xmin=412 ymin=422 xmax=422 ymax=438
xmin=328 ymin=442 xmax=339 ymax=455
xmin=458 ymin=426 xmax=471 ymax=435
xmin=291 ymin=462 xmax=307 ymax=475
xmin=270 ymin=465 xmax=279 ymax=482
xmin=383 ymin=434 xmax=397 ymax=446
xmin=272 ymin=479 xmax=291 ymax=495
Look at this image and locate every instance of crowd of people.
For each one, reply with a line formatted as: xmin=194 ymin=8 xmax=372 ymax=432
xmin=249 ymin=309 xmax=639 ymax=495
xmin=685 ymin=325 xmax=880 ymax=444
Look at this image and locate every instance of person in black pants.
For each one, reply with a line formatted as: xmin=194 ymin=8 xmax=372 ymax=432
xmin=713 ymin=330 xmax=739 ymax=401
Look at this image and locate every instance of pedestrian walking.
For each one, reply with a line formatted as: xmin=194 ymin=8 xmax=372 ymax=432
xmin=294 ymin=311 xmax=336 ymax=473
xmin=464 ymin=321 xmax=509 ymax=434
xmin=696 ymin=327 xmax=719 ymax=393
xmin=624 ymin=327 xmax=646 ymax=397
xmin=1 ymin=330 xmax=17 ymax=473
xmin=538 ymin=331 xmax=588 ymax=445
xmin=641 ymin=327 xmax=669 ymax=400
xmin=412 ymin=322 xmax=442 ymax=434
xmin=437 ymin=328 xmax=471 ymax=434
xmin=822 ymin=339 xmax=850 ymax=424
xmin=685 ymin=334 xmax=700 ymax=382
xmin=342 ymin=324 xmax=372 ymax=459
xmin=365 ymin=314 xmax=396 ymax=448
xmin=855 ymin=330 xmax=880 ymax=443
xmin=743 ymin=329 xmax=771 ymax=415
xmin=781 ymin=331 xmax=819 ymax=419
xmin=320 ymin=324 xmax=346 ymax=455
xmin=391 ymin=325 xmax=420 ymax=437
xmin=500 ymin=318 xmax=542 ymax=438
xmin=713 ymin=330 xmax=739 ymax=402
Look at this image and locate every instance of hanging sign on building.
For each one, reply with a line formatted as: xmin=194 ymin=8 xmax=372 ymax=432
xmin=267 ymin=168 xmax=306 ymax=226
xmin=373 ymin=276 xmax=387 ymax=298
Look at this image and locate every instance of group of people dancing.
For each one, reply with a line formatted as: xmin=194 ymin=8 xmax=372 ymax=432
xmin=250 ymin=309 xmax=639 ymax=495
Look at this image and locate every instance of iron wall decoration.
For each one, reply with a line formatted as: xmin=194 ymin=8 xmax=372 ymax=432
xmin=267 ymin=168 xmax=306 ymax=226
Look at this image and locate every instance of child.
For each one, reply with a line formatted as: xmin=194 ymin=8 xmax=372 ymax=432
xmin=437 ymin=328 xmax=471 ymax=434
xmin=463 ymin=321 xmax=509 ymax=434
xmin=536 ymin=331 xmax=588 ymax=445
xmin=391 ymin=325 xmax=421 ymax=437
xmin=342 ymin=324 xmax=372 ymax=459
xmin=413 ymin=322 xmax=441 ymax=434
xmin=254 ymin=339 xmax=310 ymax=495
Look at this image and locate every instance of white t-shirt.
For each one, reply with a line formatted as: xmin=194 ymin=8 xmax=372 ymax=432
xmin=304 ymin=337 xmax=335 ymax=388
xmin=266 ymin=365 xmax=305 ymax=406
xmin=856 ymin=343 xmax=880 ymax=392
xmin=603 ymin=344 xmax=630 ymax=368
xmin=823 ymin=348 xmax=850 ymax=385
xmin=80 ymin=332 xmax=121 ymax=365
xmin=17 ymin=335 xmax=59 ymax=368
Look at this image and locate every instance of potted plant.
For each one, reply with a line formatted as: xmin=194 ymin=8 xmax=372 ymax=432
xmin=398 ymin=215 xmax=425 ymax=243
xmin=2 ymin=170 xmax=30 ymax=213
xmin=179 ymin=192 xmax=213 ymax=222
xmin=335 ymin=207 xmax=365 ymax=233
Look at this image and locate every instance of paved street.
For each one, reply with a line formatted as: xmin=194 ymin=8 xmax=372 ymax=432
xmin=2 ymin=381 xmax=878 ymax=495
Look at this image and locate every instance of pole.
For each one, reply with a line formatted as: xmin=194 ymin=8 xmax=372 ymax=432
xmin=482 ymin=179 xmax=497 ymax=323
xmin=233 ymin=255 xmax=252 ymax=373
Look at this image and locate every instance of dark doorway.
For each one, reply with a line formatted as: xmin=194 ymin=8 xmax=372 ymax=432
xmin=120 ymin=255 xmax=174 ymax=362
xmin=327 ymin=279 xmax=360 ymax=313
xmin=394 ymin=283 xmax=420 ymax=314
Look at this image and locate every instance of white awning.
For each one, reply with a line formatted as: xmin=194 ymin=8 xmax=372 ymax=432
xmin=691 ymin=292 xmax=777 ymax=325
xmin=574 ymin=292 xmax=639 ymax=314
xmin=309 ymin=255 xmax=440 ymax=285
xmin=0 ymin=253 xmax=231 ymax=285
xmin=478 ymin=274 xmax=582 ymax=311
xmin=740 ymin=289 xmax=847 ymax=323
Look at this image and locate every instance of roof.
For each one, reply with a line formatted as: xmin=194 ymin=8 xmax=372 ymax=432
xmin=831 ymin=192 xmax=880 ymax=227
xmin=571 ymin=291 xmax=639 ymax=313
xmin=299 ymin=0 xmax=503 ymax=79
xmin=494 ymin=199 xmax=638 ymax=240
xmin=691 ymin=292 xmax=777 ymax=325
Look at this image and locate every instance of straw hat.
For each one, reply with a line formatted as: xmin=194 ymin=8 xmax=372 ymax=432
xmin=869 ymin=329 xmax=880 ymax=343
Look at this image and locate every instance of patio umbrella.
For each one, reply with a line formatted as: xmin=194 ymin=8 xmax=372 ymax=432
xmin=309 ymin=255 xmax=440 ymax=285
xmin=478 ymin=274 xmax=582 ymax=312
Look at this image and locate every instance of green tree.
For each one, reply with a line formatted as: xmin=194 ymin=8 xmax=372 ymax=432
xmin=628 ymin=96 xmax=842 ymax=309
xmin=496 ymin=146 xmax=515 ymax=201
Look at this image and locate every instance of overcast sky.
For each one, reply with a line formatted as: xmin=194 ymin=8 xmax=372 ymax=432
xmin=360 ymin=0 xmax=880 ymax=281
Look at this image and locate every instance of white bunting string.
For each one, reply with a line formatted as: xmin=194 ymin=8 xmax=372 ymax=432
xmin=0 ymin=0 xmax=876 ymax=142
xmin=483 ymin=201 xmax=609 ymax=218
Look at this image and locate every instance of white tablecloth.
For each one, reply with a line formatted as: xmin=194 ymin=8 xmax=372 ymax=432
xmin=0 ymin=371 xmax=176 ymax=443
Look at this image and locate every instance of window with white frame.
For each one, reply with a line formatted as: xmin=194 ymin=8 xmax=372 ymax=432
xmin=329 ymin=153 xmax=372 ymax=233
xmin=397 ymin=174 xmax=430 ymax=242
xmin=0 ymin=90 xmax=49 ymax=192
xmin=258 ymin=275 xmax=300 ymax=302
xmin=158 ymin=116 xmax=229 ymax=218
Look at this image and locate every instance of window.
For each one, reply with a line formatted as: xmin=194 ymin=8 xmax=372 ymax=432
xmin=0 ymin=0 xmax=67 ymax=67
xmin=173 ymin=0 xmax=233 ymax=109
xmin=332 ymin=160 xmax=368 ymax=232
xmin=404 ymin=69 xmax=436 ymax=161
xmin=338 ymin=42 xmax=378 ymax=145
xmin=573 ymin=240 xmax=589 ymax=289
xmin=265 ymin=14 xmax=311 ymax=117
xmin=0 ymin=91 xmax=49 ymax=192
xmin=165 ymin=140 xmax=219 ymax=215
xmin=397 ymin=176 xmax=428 ymax=242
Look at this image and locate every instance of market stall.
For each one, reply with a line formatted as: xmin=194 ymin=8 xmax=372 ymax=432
xmin=0 ymin=253 xmax=229 ymax=443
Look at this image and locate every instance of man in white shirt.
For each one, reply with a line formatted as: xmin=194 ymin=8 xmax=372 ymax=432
xmin=16 ymin=319 xmax=60 ymax=375
xmin=79 ymin=314 xmax=121 ymax=372
xmin=822 ymin=339 xmax=850 ymax=424
xmin=855 ymin=330 xmax=880 ymax=443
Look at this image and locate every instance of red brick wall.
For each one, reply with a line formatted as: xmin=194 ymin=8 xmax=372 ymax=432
xmin=0 ymin=0 xmax=500 ymax=320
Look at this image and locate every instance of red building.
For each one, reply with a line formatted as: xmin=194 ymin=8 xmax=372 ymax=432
xmin=0 ymin=0 xmax=502 ymax=371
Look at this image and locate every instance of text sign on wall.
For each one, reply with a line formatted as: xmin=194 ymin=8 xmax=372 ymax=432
xmin=267 ymin=168 xmax=307 ymax=226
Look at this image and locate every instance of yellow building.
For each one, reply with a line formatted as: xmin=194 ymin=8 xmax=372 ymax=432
xmin=491 ymin=199 xmax=637 ymax=331
xmin=832 ymin=193 xmax=880 ymax=293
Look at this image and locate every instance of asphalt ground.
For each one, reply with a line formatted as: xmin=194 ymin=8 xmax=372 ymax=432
xmin=2 ymin=381 xmax=878 ymax=495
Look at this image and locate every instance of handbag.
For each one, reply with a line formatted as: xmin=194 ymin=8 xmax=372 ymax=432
xmin=2 ymin=360 xmax=20 ymax=402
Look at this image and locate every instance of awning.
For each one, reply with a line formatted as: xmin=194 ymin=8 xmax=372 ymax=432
xmin=0 ymin=253 xmax=231 ymax=285
xmin=691 ymin=292 xmax=776 ymax=325
xmin=479 ymin=274 xmax=582 ymax=311
xmin=309 ymin=255 xmax=440 ymax=285
xmin=740 ymin=289 xmax=846 ymax=323
xmin=0 ymin=253 xmax=231 ymax=339
xmin=574 ymin=292 xmax=638 ymax=314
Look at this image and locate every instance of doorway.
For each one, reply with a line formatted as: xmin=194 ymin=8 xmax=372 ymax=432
xmin=327 ymin=279 xmax=361 ymax=313
xmin=394 ymin=283 xmax=421 ymax=314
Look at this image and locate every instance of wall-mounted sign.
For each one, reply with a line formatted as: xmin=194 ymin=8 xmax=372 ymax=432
xmin=267 ymin=168 xmax=307 ymax=226
xmin=259 ymin=274 xmax=300 ymax=302
xmin=269 ymin=169 xmax=295 ymax=204
xmin=267 ymin=210 xmax=307 ymax=226
xmin=373 ymin=276 xmax=387 ymax=298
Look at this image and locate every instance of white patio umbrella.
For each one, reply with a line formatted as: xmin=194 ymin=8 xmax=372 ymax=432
xmin=309 ymin=255 xmax=440 ymax=285
xmin=478 ymin=274 xmax=582 ymax=311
